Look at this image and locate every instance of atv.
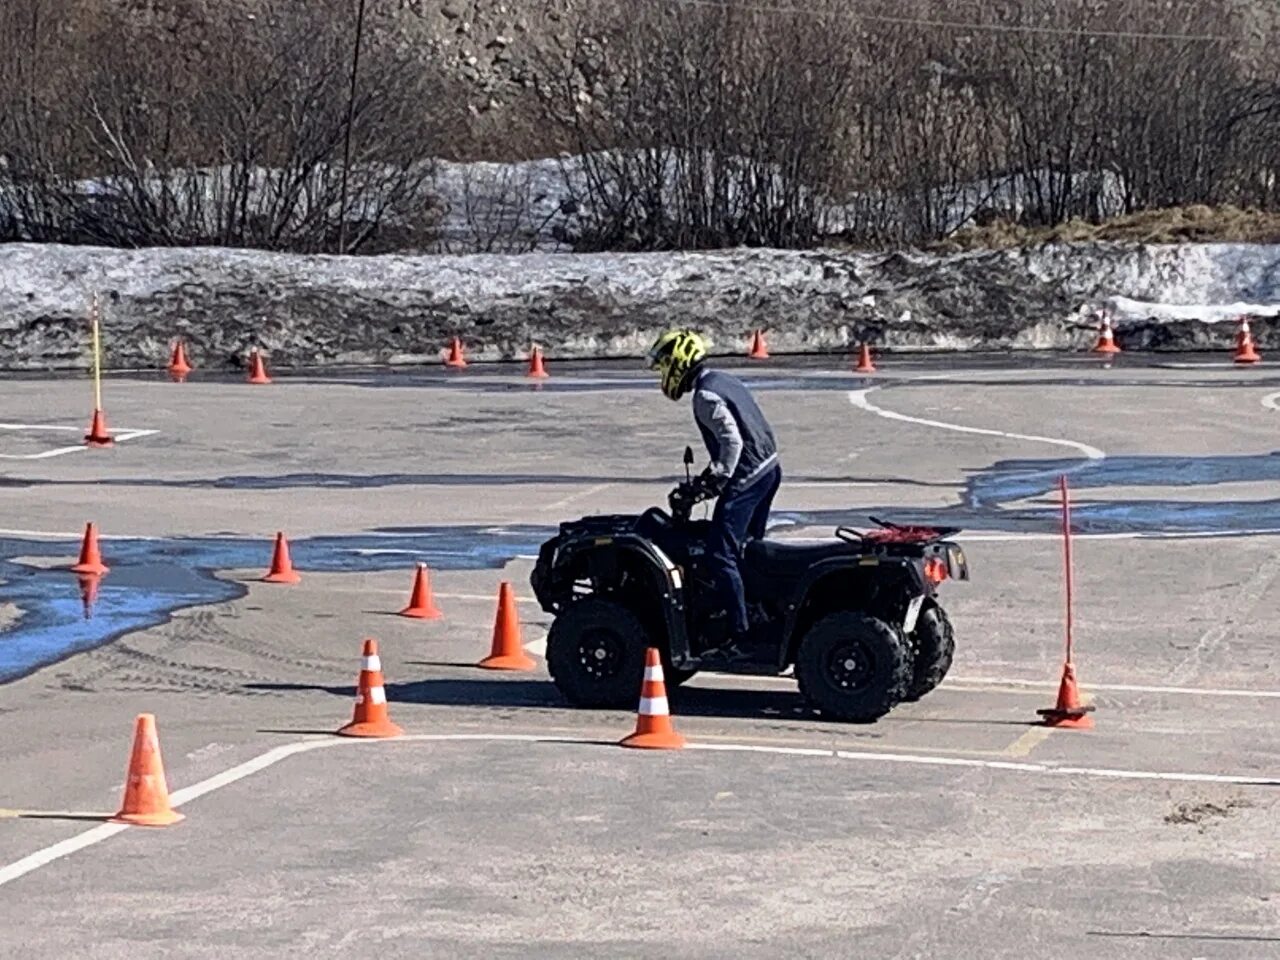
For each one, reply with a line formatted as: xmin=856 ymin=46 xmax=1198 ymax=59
xmin=530 ymin=449 xmax=970 ymax=723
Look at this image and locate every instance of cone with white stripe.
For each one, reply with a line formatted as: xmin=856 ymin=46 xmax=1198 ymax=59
xmin=1092 ymin=312 xmax=1121 ymax=355
xmin=1233 ymin=316 xmax=1261 ymax=364
xmin=620 ymin=647 xmax=686 ymax=750
xmin=337 ymin=638 xmax=403 ymax=738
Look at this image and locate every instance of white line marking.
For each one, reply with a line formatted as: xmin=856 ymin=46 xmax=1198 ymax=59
xmin=0 ymin=823 xmax=130 ymax=887
xmin=848 ymin=388 xmax=1106 ymax=462
xmin=1262 ymin=391 xmax=1280 ymax=411
xmin=0 ymin=425 xmax=158 ymax=460
xmin=0 ymin=528 xmax=167 ymax=541
xmin=685 ymin=670 xmax=1280 ymax=700
xmin=0 ymin=423 xmax=84 ymax=431
xmin=848 ymin=386 xmax=1104 ymax=508
xmin=946 ymin=676 xmax=1280 ymax=699
xmin=542 ymin=482 xmax=615 ymax=512
xmin=786 ymin=481 xmax=888 ymax=489
xmin=0 ymin=739 xmax=332 ymax=888
xmin=2 ymin=730 xmax=1276 ymax=889
xmin=778 ymin=529 xmax=1280 ymax=544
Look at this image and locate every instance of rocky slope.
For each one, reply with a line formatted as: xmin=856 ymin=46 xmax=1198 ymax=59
xmin=1 ymin=242 xmax=1275 ymax=370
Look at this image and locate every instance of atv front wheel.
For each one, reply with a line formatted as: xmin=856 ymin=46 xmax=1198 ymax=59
xmin=546 ymin=597 xmax=652 ymax=709
xmin=903 ymin=600 xmax=955 ymax=702
xmin=795 ymin=611 xmax=911 ymax=722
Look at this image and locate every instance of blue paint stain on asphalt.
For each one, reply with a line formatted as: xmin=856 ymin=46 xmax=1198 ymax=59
xmin=4 ymin=449 xmax=1280 ymax=683
xmin=0 ymin=527 xmax=550 ymax=684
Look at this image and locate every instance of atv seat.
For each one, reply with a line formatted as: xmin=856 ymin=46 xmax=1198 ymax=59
xmin=743 ymin=538 xmax=855 ymax=578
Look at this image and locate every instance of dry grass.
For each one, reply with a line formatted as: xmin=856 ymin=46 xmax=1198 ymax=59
xmin=934 ymin=205 xmax=1280 ymax=252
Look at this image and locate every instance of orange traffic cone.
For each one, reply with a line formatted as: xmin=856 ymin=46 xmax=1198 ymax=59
xmin=747 ymin=329 xmax=770 ymax=359
xmin=620 ymin=647 xmax=686 ymax=750
xmin=444 ymin=337 xmax=468 ymax=369
xmin=84 ymin=407 xmax=114 ymax=446
xmin=110 ymin=714 xmax=184 ymax=827
xmin=1036 ymin=661 xmax=1095 ymax=729
xmin=262 ymin=531 xmax=301 ymax=584
xmin=168 ymin=340 xmax=192 ymax=380
xmin=337 ymin=638 xmax=404 ymax=738
xmin=70 ymin=522 xmax=109 ymax=576
xmin=478 ymin=581 xmax=535 ymax=671
xmin=854 ymin=343 xmax=876 ymax=373
xmin=400 ymin=564 xmax=442 ymax=620
xmin=1234 ymin=316 xmax=1261 ymax=364
xmin=527 ymin=346 xmax=549 ymax=379
xmin=1092 ymin=313 xmax=1121 ymax=355
xmin=246 ymin=349 xmax=272 ymax=384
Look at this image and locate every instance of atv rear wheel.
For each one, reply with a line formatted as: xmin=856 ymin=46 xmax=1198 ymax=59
xmin=903 ymin=600 xmax=955 ymax=702
xmin=546 ymin=597 xmax=653 ymax=709
xmin=795 ymin=611 xmax=911 ymax=722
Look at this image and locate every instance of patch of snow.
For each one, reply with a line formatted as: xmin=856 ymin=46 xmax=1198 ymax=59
xmin=1108 ymin=296 xmax=1280 ymax=325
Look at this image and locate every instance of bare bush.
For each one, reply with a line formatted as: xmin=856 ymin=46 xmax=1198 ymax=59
xmin=2 ymin=0 xmax=1278 ymax=253
xmin=0 ymin=0 xmax=450 ymax=252
xmin=536 ymin=0 xmax=862 ymax=250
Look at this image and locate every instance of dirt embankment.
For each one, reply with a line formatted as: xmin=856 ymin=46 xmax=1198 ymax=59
xmin=1 ymin=241 xmax=1275 ymax=370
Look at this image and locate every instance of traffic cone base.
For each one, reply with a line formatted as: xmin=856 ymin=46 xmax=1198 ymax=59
xmin=400 ymin=565 xmax=442 ymax=620
xmin=747 ymin=330 xmax=770 ymax=359
xmin=338 ymin=719 xmax=405 ymax=738
xmin=337 ymin=639 xmax=403 ymax=738
xmin=262 ymin=532 xmax=301 ymax=584
xmin=247 ymin=350 xmax=272 ymax=384
xmin=1038 ymin=711 xmax=1095 ymax=730
xmin=71 ymin=522 xmax=109 ymax=576
xmin=110 ymin=714 xmax=184 ymax=827
xmin=85 ymin=408 xmax=115 ymax=446
xmin=620 ymin=727 xmax=687 ymax=750
xmin=478 ymin=651 xmax=538 ymax=671
xmin=854 ymin=343 xmax=876 ymax=373
xmin=1036 ymin=661 xmax=1095 ymax=730
xmin=1233 ymin=317 xmax=1261 ymax=364
xmin=479 ymin=581 xmax=535 ymax=671
xmin=620 ymin=648 xmax=685 ymax=750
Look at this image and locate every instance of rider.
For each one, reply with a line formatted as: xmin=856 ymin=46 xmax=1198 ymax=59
xmin=647 ymin=330 xmax=781 ymax=658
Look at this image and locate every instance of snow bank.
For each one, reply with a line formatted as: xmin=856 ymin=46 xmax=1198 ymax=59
xmin=0 ymin=241 xmax=1275 ymax=370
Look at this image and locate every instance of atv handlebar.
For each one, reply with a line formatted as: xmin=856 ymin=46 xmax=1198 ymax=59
xmin=668 ymin=478 xmax=716 ymax=522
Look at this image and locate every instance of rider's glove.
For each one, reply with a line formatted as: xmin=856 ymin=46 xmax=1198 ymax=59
xmin=697 ymin=467 xmax=728 ymax=497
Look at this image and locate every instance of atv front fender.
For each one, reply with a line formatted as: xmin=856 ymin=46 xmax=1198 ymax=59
xmin=531 ymin=534 xmax=695 ymax=667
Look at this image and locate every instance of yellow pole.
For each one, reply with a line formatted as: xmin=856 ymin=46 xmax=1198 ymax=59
xmin=90 ymin=294 xmax=103 ymax=411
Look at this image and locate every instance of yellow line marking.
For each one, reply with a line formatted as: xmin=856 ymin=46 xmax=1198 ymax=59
xmin=1001 ymin=726 xmax=1054 ymax=758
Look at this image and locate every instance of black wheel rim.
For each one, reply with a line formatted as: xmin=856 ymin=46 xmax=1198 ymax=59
xmin=826 ymin=640 xmax=876 ymax=693
xmin=577 ymin=627 xmax=625 ymax=681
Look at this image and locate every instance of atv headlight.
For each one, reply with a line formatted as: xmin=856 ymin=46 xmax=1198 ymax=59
xmin=903 ymin=595 xmax=925 ymax=634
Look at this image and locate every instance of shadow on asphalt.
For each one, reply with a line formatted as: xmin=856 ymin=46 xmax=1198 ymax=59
xmin=245 ymin=675 xmax=1032 ymax=728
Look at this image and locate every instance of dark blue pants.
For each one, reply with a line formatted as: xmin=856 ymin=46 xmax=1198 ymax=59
xmin=708 ymin=465 xmax=782 ymax=637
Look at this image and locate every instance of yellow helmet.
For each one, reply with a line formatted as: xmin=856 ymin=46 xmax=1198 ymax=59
xmin=647 ymin=330 xmax=707 ymax=400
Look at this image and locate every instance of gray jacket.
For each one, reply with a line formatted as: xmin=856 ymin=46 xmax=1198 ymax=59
xmin=691 ymin=367 xmax=779 ymax=492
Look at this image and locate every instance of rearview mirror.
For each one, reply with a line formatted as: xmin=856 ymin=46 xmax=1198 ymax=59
xmin=683 ymin=446 xmax=695 ymax=467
